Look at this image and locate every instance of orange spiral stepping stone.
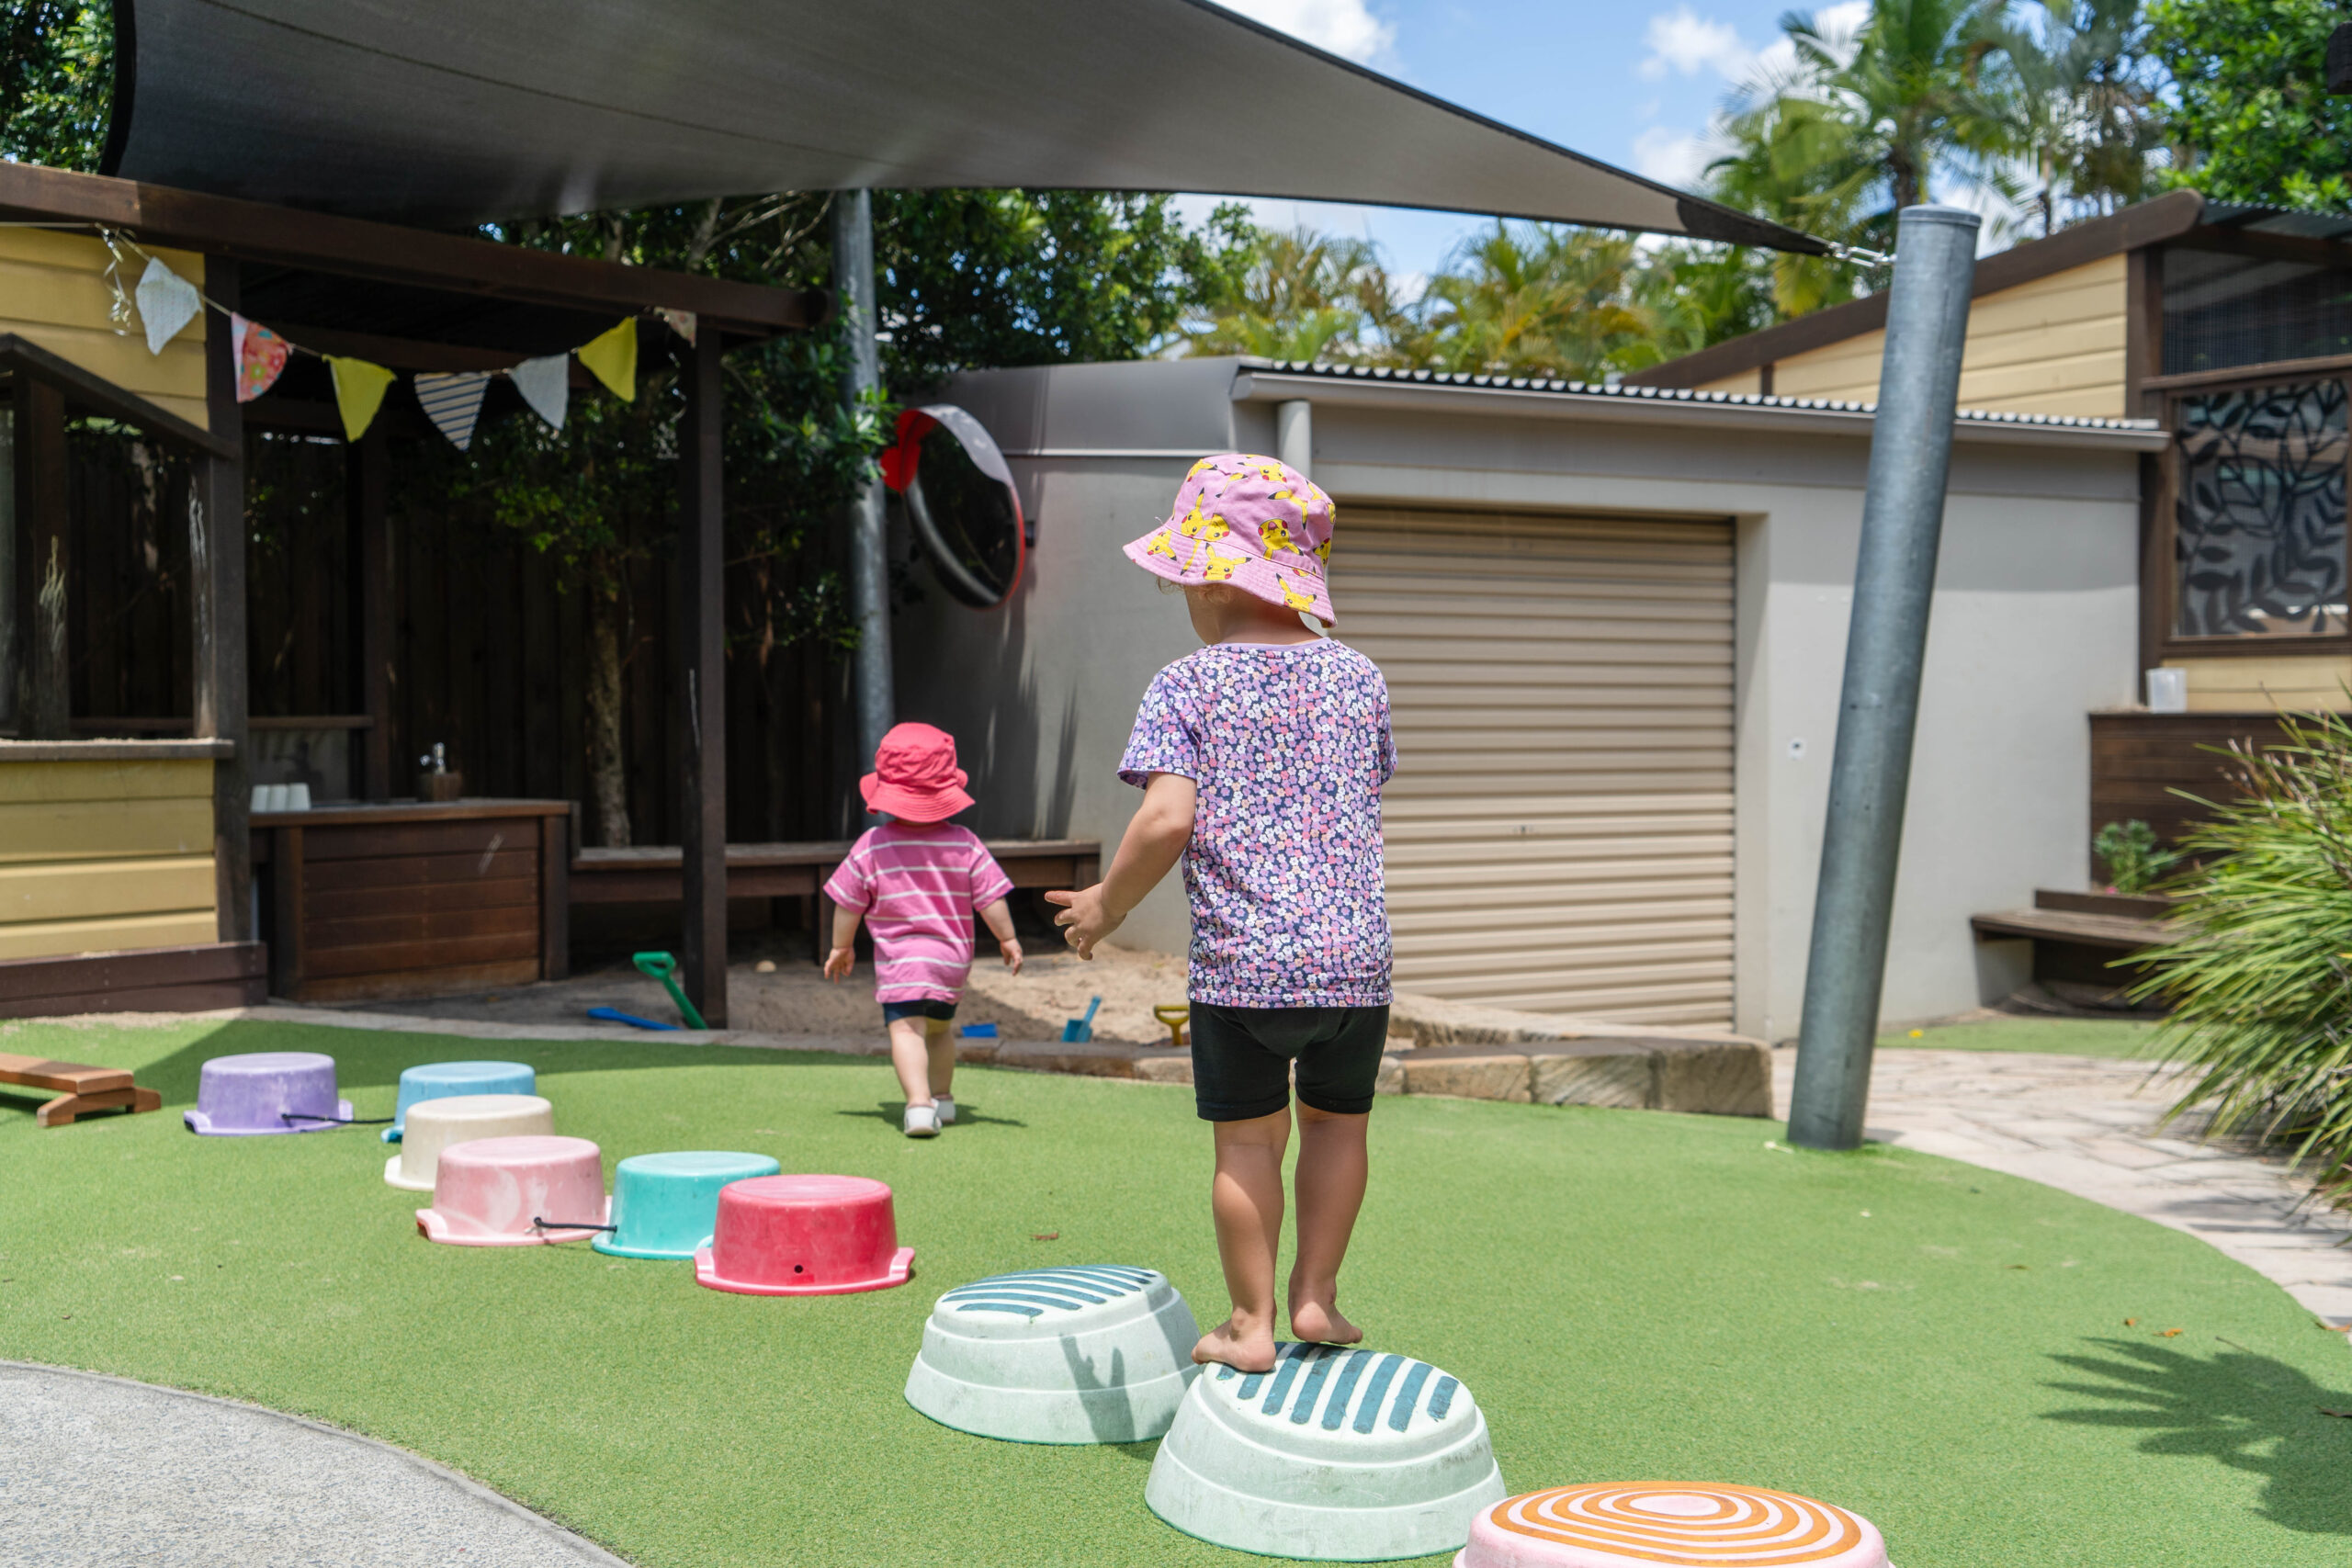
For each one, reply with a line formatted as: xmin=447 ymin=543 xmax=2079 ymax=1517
xmin=1454 ymin=1483 xmax=1887 ymax=1568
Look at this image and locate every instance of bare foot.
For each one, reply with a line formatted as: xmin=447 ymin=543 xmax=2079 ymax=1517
xmin=1289 ymin=1297 xmax=1363 ymax=1346
xmin=1193 ymin=1315 xmax=1280 ymax=1372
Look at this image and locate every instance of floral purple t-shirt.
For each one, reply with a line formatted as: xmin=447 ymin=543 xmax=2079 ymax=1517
xmin=1118 ymin=637 xmax=1398 ymax=1009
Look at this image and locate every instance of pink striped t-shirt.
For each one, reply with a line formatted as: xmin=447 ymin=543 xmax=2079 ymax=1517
xmin=823 ymin=823 xmax=1016 ymax=1003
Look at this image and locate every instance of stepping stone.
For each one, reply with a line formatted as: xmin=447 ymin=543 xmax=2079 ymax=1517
xmin=594 ymin=1151 xmax=781 ymax=1260
xmin=906 ymin=1265 xmax=1198 ymax=1443
xmin=384 ymin=1094 xmax=553 ymax=1191
xmin=1147 ymin=1343 xmax=1504 ymax=1562
xmin=184 ymin=1052 xmax=349 ymax=1136
xmin=694 ymin=1175 xmax=914 ymax=1295
xmin=384 ymin=1061 xmax=536 ymax=1143
xmin=1454 ymin=1483 xmax=1888 ymax=1567
xmin=415 ymin=1134 xmax=609 ymax=1247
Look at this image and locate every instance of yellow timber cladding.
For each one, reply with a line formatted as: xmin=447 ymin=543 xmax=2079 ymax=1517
xmin=1331 ymin=508 xmax=1736 ymax=1027
xmin=0 ymin=229 xmax=211 ymax=429
xmin=1699 ymin=254 xmax=2131 ymax=421
xmin=0 ymin=757 xmax=219 ymax=959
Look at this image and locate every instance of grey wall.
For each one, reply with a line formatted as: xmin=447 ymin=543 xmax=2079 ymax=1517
xmin=902 ymin=361 xmax=2145 ymax=1033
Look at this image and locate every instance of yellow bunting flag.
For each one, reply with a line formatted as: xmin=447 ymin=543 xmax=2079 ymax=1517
xmin=576 ymin=319 xmax=639 ymax=402
xmin=326 ymin=356 xmax=396 ymax=443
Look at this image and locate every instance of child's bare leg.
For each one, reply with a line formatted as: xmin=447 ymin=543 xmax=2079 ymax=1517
xmin=1195 ymin=1107 xmax=1289 ymax=1371
xmin=925 ymin=1018 xmax=956 ymax=1097
xmin=1288 ymin=1104 xmax=1368 ymax=1345
xmin=888 ymin=1017 xmax=935 ymax=1106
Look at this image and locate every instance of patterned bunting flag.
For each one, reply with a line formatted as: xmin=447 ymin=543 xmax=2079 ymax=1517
xmin=135 ymin=256 xmax=202 ymax=355
xmin=511 ymin=355 xmax=569 ymax=432
xmin=229 ymin=315 xmax=289 ymax=403
xmin=576 ymin=319 xmax=638 ymax=402
xmin=657 ymin=308 xmax=696 ymax=345
xmin=414 ymin=371 xmax=492 ymax=451
xmin=326 ymin=356 xmax=396 ymax=443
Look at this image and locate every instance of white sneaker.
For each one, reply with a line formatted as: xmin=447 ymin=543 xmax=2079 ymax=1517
xmin=933 ymin=1095 xmax=956 ymax=1125
xmin=903 ymin=1104 xmax=941 ymax=1138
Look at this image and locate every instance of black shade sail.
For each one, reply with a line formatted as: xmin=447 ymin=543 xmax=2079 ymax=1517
xmin=105 ymin=0 xmax=1823 ymax=254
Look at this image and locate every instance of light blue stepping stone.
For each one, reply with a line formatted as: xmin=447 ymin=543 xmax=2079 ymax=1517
xmin=384 ymin=1062 xmax=536 ymax=1143
xmin=1146 ymin=1345 xmax=1503 ymax=1561
xmin=905 ymin=1266 xmax=1199 ymax=1443
xmin=593 ymin=1151 xmax=782 ymax=1260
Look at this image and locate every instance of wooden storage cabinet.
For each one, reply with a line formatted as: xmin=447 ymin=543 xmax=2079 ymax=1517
xmin=253 ymin=801 xmax=570 ymax=1002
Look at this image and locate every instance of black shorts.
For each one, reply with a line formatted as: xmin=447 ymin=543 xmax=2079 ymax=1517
xmin=882 ymin=999 xmax=956 ymax=1025
xmin=1189 ymin=1004 xmax=1389 ymax=1122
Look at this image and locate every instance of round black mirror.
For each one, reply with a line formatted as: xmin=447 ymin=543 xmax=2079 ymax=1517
xmin=882 ymin=405 xmax=1026 ymax=609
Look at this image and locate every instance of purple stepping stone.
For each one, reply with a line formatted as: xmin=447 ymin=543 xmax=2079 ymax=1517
xmin=184 ymin=1052 xmax=352 ymax=1136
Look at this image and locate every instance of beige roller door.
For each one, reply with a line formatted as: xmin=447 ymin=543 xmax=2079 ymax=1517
xmin=1332 ymin=507 xmax=1735 ymax=1027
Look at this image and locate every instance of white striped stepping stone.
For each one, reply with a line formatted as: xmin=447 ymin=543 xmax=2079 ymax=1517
xmin=1454 ymin=1483 xmax=1888 ymax=1567
xmin=904 ymin=1266 xmax=1200 ymax=1444
xmin=1147 ymin=1344 xmax=1504 ymax=1562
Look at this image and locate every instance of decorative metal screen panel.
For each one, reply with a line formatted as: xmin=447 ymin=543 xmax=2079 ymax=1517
xmin=2174 ymin=379 xmax=2349 ymax=638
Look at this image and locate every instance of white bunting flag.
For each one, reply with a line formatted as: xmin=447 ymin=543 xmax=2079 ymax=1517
xmin=414 ymin=371 xmax=492 ymax=452
xmin=135 ymin=256 xmax=202 ymax=355
xmin=510 ymin=354 xmax=569 ymax=432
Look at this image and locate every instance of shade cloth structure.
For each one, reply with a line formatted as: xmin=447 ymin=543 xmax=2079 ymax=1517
xmin=103 ymin=0 xmax=1820 ymax=254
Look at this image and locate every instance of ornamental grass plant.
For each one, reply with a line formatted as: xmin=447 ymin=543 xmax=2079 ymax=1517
xmin=2136 ymin=711 xmax=2352 ymax=1197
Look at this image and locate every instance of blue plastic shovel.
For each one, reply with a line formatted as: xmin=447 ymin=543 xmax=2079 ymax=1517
xmin=1061 ymin=996 xmax=1102 ymax=1043
xmin=589 ymin=1005 xmax=680 ymax=1032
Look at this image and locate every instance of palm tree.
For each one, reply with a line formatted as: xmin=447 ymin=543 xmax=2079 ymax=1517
xmin=1978 ymin=0 xmax=2166 ymax=235
xmin=1415 ymin=223 xmax=1658 ymax=381
xmin=1182 ymin=227 xmax=1403 ymax=363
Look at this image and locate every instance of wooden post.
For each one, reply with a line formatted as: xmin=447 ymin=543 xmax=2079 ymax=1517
xmin=269 ymin=824 xmax=304 ymax=997
xmin=196 ymin=257 xmax=253 ymax=942
xmin=677 ymin=327 xmax=728 ymax=1026
xmin=538 ymin=809 xmax=571 ymax=981
xmin=15 ymin=377 xmax=68 ymax=739
xmin=348 ymin=422 xmax=391 ymax=798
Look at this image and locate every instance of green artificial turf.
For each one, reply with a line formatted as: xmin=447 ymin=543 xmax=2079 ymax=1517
xmin=1879 ymin=1015 xmax=2161 ymax=1058
xmin=4 ymin=1018 xmax=2348 ymax=1568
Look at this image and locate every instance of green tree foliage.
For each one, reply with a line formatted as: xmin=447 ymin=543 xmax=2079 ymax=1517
xmin=1180 ymin=226 xmax=1403 ymax=362
xmin=2150 ymin=0 xmax=2352 ymax=209
xmin=0 ymin=0 xmax=108 ymax=170
xmin=875 ymin=189 xmax=1250 ymax=386
xmin=2136 ymin=715 xmax=2352 ymax=1198
xmin=1977 ymin=0 xmax=2169 ymax=235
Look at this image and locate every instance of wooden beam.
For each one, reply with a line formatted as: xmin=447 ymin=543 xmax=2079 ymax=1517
xmin=348 ymin=424 xmax=392 ymax=800
xmin=196 ymin=256 xmax=253 ymax=943
xmin=0 ymin=333 xmax=233 ymax=457
xmin=0 ymin=162 xmax=820 ymax=335
xmin=677 ymin=332 xmax=729 ymax=1027
xmin=15 ymin=376 xmax=68 ymax=739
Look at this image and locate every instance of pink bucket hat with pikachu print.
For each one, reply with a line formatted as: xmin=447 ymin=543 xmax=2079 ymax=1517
xmin=1122 ymin=453 xmax=1337 ymax=625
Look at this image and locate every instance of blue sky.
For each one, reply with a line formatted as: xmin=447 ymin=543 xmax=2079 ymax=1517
xmin=1189 ymin=0 xmax=1872 ymax=278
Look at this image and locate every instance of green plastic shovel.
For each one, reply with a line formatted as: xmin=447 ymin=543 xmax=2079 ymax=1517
xmin=631 ymin=951 xmax=708 ymax=1031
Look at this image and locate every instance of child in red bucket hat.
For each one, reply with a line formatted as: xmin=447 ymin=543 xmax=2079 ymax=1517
xmin=1050 ymin=453 xmax=1396 ymax=1371
xmin=823 ymin=722 xmax=1023 ymax=1138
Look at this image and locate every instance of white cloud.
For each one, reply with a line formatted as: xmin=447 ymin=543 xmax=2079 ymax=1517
xmin=1213 ymin=0 xmax=1396 ymax=65
xmin=1639 ymin=7 xmax=1754 ymax=82
xmin=1631 ymin=127 xmax=1717 ymax=189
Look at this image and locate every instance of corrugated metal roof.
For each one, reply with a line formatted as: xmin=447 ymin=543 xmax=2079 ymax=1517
xmin=2200 ymin=201 xmax=2352 ymax=244
xmin=1237 ymin=357 xmax=2164 ymax=432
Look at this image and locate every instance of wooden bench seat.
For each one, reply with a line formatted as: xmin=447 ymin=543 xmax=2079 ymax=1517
xmin=0 ymin=1052 xmax=164 ymax=1127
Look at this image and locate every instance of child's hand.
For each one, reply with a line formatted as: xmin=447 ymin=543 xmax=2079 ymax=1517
xmin=1046 ymin=885 xmax=1120 ymax=960
xmin=822 ymin=945 xmax=855 ymax=982
xmin=1000 ymin=937 xmax=1024 ymax=976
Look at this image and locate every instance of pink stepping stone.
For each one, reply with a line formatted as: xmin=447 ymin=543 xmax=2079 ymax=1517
xmin=1455 ymin=1483 xmax=1888 ymax=1568
xmin=695 ymin=1174 xmax=914 ymax=1295
xmin=415 ymin=1135 xmax=609 ymax=1247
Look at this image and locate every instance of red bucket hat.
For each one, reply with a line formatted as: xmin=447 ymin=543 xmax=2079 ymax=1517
xmin=860 ymin=722 xmax=976 ymax=823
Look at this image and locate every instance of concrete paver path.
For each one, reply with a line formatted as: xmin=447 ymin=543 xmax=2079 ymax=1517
xmin=0 ymin=1361 xmax=628 ymax=1566
xmin=1777 ymin=1048 xmax=2352 ymax=1330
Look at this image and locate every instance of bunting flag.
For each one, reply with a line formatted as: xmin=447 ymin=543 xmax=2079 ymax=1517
xmin=657 ymin=308 xmax=697 ymax=346
xmin=135 ymin=255 xmax=202 ymax=355
xmin=511 ymin=354 xmax=569 ymax=432
xmin=414 ymin=370 xmax=492 ymax=451
xmin=229 ymin=314 xmax=290 ymax=403
xmin=326 ymin=355 xmax=397 ymax=442
xmin=576 ymin=319 xmax=638 ymax=402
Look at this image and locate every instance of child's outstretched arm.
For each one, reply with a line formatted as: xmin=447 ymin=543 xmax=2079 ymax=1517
xmin=1046 ymin=773 xmax=1196 ymax=959
xmin=978 ymin=897 xmax=1024 ymax=974
xmin=822 ymin=904 xmax=864 ymax=981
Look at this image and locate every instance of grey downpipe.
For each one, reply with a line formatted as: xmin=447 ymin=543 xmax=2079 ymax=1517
xmin=1785 ymin=204 xmax=1981 ymax=1152
xmin=833 ymin=189 xmax=896 ymax=781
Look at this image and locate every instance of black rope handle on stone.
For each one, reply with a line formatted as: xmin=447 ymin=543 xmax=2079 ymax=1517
xmin=533 ymin=1216 xmax=619 ymax=1233
xmin=279 ymin=1111 xmax=396 ymax=1125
